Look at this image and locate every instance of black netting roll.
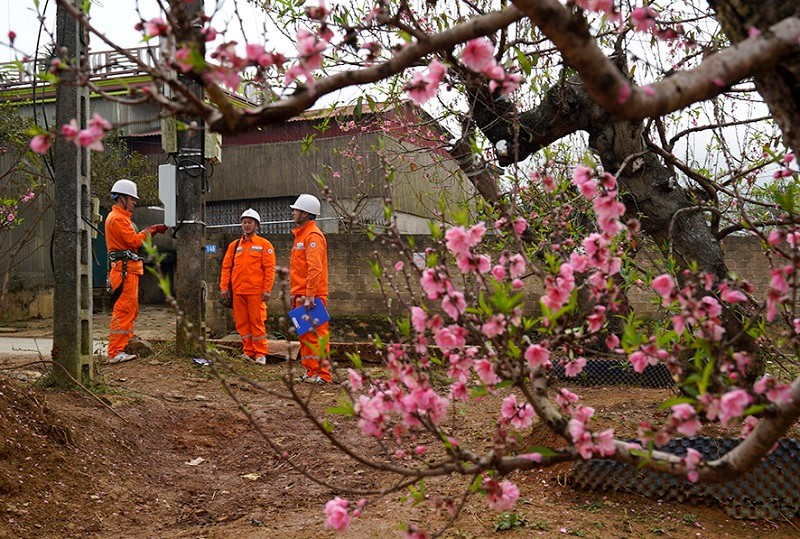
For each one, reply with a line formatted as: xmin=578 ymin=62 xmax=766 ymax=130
xmin=552 ymin=359 xmax=674 ymax=388
xmin=569 ymin=437 xmax=800 ymax=519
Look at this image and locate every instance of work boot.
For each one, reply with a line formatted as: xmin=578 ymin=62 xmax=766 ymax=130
xmin=109 ymin=352 xmax=136 ymax=364
xmin=255 ymin=356 xmax=267 ymax=365
xmin=240 ymin=353 xmax=253 ymax=361
xmin=304 ymin=375 xmax=327 ymax=384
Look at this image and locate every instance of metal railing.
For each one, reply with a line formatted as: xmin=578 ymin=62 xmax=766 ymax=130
xmin=0 ymin=46 xmax=161 ymax=89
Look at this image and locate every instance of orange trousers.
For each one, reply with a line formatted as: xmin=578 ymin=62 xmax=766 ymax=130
xmin=108 ymin=271 xmax=139 ymax=358
xmin=298 ymin=298 xmax=331 ymax=382
xmin=233 ymin=294 xmax=268 ymax=357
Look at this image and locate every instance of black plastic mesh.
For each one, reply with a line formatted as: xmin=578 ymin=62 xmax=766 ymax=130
xmin=552 ymin=359 xmax=674 ymax=388
xmin=569 ymin=437 xmax=800 ymax=519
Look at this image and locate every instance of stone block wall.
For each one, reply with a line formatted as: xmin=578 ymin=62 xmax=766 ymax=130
xmin=202 ymin=232 xmax=778 ymax=331
xmin=1 ymin=231 xmax=776 ymax=327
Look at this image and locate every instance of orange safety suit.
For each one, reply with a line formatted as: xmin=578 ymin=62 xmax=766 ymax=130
xmin=290 ymin=220 xmax=330 ymax=381
xmin=105 ymin=205 xmax=148 ymax=358
xmin=220 ymin=234 xmax=276 ymax=357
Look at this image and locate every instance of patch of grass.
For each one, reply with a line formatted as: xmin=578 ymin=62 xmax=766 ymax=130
xmin=680 ymin=513 xmax=699 ymax=526
xmin=579 ymin=500 xmax=605 ymax=513
xmin=529 ymin=521 xmax=548 ymax=531
xmin=494 ymin=512 xmax=529 ymax=531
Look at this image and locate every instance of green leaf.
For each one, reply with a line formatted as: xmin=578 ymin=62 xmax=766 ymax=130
xmin=345 ymin=351 xmax=362 ymax=369
xmin=369 ymin=260 xmax=383 ymax=278
xmin=514 ymin=48 xmax=532 ymax=76
xmin=407 ymin=480 xmax=426 ymax=505
xmin=325 ymin=393 xmax=355 ymax=416
xmin=658 ymin=396 xmax=694 ymax=411
xmin=521 ymin=445 xmax=559 ymax=457
xmin=300 ymin=133 xmax=318 ymax=155
xmin=321 ymin=420 xmax=334 ymax=433
xmin=698 ymin=358 xmax=715 ymax=395
xmin=743 ymin=403 xmax=767 ymax=417
xmin=470 ymin=385 xmax=489 ymax=398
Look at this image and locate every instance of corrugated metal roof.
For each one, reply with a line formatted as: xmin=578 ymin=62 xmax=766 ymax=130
xmin=289 ymin=101 xmax=399 ymax=121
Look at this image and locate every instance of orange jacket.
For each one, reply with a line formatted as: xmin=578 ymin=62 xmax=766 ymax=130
xmin=105 ymin=205 xmax=146 ymax=275
xmin=220 ymin=234 xmax=276 ymax=295
xmin=290 ymin=220 xmax=328 ymax=299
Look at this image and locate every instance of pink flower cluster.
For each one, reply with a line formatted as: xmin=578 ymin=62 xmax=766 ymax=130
xmin=651 ymin=272 xmax=730 ymax=341
xmin=766 ymin=265 xmax=793 ymax=321
xmin=754 ymin=375 xmax=793 ymax=406
xmin=31 ymin=113 xmax=114 ymax=155
xmin=445 ymin=222 xmax=492 ymax=274
xmin=405 ymin=60 xmax=447 ymax=105
xmin=323 ymin=496 xmax=365 ymax=532
xmin=539 ymin=171 xmax=628 ymax=324
xmin=683 ymin=447 xmax=702 ymax=483
xmin=460 ymin=38 xmax=521 ymax=95
xmin=771 ymin=152 xmax=796 ymax=179
xmin=492 ymin=252 xmax=526 ymax=289
xmin=524 ymin=343 xmax=551 ymax=374
xmin=541 ymin=262 xmax=575 ymax=312
xmin=482 ymin=476 xmax=520 ymax=511
xmin=557 ymin=389 xmax=615 ymax=459
xmin=572 ymin=165 xmax=626 ymax=236
xmin=630 ymin=6 xmax=658 ymax=33
xmin=499 ymin=394 xmax=535 ymax=430
xmin=352 ymin=344 xmax=451 ymax=439
xmin=700 ymin=389 xmax=753 ymax=428
xmin=573 ymin=0 xmax=620 ymax=21
xmin=285 ymin=28 xmax=329 ymax=87
xmin=135 ymin=18 xmax=169 ymax=38
xmin=669 ymin=403 xmax=700 ymax=436
xmin=628 ymin=339 xmax=670 ymax=373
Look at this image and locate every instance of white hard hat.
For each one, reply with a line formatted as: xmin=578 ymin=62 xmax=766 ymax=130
xmin=111 ymin=179 xmax=138 ymax=199
xmin=289 ymin=194 xmax=321 ymax=216
xmin=241 ymin=208 xmax=261 ymax=223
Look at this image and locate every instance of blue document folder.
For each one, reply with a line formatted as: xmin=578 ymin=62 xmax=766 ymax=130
xmin=288 ymin=300 xmax=330 ymax=335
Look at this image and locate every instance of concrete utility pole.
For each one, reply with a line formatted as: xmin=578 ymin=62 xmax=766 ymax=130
xmin=173 ymin=0 xmax=207 ymax=356
xmin=52 ymin=0 xmax=93 ymax=385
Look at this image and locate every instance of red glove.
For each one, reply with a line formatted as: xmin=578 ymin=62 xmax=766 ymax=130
xmin=145 ymin=224 xmax=168 ymax=235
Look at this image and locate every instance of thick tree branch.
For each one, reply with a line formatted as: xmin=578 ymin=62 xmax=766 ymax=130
xmin=511 ymin=0 xmax=800 ymax=124
xmin=207 ymin=7 xmax=525 ymax=134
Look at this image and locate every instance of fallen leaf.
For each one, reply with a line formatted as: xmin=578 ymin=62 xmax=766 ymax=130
xmin=241 ymin=472 xmax=261 ymax=481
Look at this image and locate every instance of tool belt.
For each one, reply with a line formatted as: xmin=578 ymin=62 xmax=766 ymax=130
xmin=108 ymin=251 xmax=140 ymax=308
xmin=108 ymin=250 xmax=141 ymax=262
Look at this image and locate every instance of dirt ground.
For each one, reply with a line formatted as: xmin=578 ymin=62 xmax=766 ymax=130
xmin=0 ymin=307 xmax=798 ymax=539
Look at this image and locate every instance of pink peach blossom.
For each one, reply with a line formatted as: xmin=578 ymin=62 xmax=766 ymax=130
xmin=29 ymin=134 xmax=52 ymax=154
xmin=461 ymin=38 xmax=495 ymax=72
xmin=652 ymin=274 xmax=675 ymax=302
xmin=524 ymin=344 xmax=550 ymax=371
xmin=324 ymin=497 xmax=350 ymax=531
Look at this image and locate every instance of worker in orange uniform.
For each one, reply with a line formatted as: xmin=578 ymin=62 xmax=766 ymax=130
xmin=289 ymin=194 xmax=331 ymax=384
xmin=220 ymin=209 xmax=276 ymax=365
xmin=105 ymin=179 xmax=168 ymax=363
